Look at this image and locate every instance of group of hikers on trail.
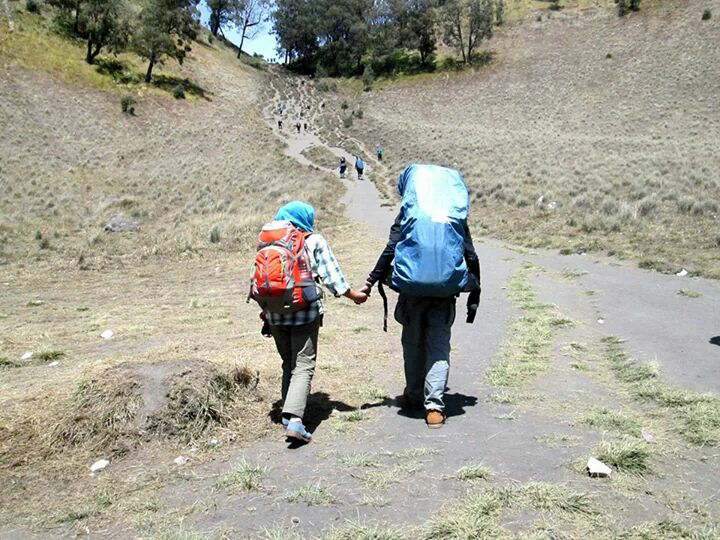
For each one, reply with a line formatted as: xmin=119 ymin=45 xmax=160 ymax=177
xmin=339 ymin=156 xmax=364 ymax=179
xmin=249 ymin=164 xmax=480 ymax=444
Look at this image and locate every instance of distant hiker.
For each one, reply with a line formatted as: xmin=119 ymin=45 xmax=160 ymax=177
xmin=303 ymin=122 xmax=308 ymax=132
xmin=361 ymin=165 xmax=481 ymax=429
xmin=278 ymin=119 xmax=283 ymax=130
xmin=339 ymin=157 xmax=347 ymax=178
xmin=355 ymin=156 xmax=365 ymax=179
xmin=249 ymin=202 xmax=368 ymax=443
xmin=296 ymin=122 xmax=301 ymax=133
xmin=376 ymin=145 xmax=383 ymax=161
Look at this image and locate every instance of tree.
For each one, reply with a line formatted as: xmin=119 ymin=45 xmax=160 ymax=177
xmin=48 ymin=0 xmax=84 ymax=33
xmin=393 ymin=0 xmax=437 ymax=66
xmin=442 ymin=0 xmax=494 ymax=64
xmin=82 ymin=0 xmax=132 ymax=64
xmin=235 ymin=0 xmax=270 ymax=57
xmin=206 ymin=0 xmax=241 ymax=36
xmin=133 ymin=0 xmax=200 ymax=82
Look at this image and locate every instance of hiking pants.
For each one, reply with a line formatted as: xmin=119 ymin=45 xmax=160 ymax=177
xmin=270 ymin=318 xmax=320 ymax=420
xmin=394 ymin=294 xmax=456 ymax=412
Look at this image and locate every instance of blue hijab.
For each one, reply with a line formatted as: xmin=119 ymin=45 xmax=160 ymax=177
xmin=275 ymin=201 xmax=315 ymax=232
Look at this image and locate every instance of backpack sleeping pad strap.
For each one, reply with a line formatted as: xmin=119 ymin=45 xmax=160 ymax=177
xmin=378 ymin=281 xmax=388 ymax=333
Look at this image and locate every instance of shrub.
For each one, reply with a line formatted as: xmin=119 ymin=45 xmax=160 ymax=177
xmin=340 ymin=100 xmax=349 ymax=110
xmin=208 ymin=33 xmax=214 ymax=43
xmin=343 ymin=116 xmax=354 ymax=128
xmin=26 ymin=0 xmax=41 ymax=13
xmin=362 ymin=64 xmax=375 ymax=91
xmin=549 ymin=0 xmax=562 ymax=10
xmin=353 ymin=108 xmax=364 ymax=119
xmin=316 ymin=80 xmax=337 ymax=92
xmin=209 ymin=225 xmax=220 ymax=244
xmin=121 ymin=95 xmax=136 ymax=115
xmin=637 ymin=195 xmax=658 ymax=217
xmin=38 ymin=237 xmax=50 ymax=249
xmin=677 ymin=196 xmax=696 ymax=214
xmin=702 ymin=9 xmax=711 ymax=20
xmin=172 ymin=85 xmax=185 ymax=99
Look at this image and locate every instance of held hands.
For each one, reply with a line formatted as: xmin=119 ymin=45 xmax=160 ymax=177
xmin=359 ymin=283 xmax=372 ymax=297
xmin=344 ymin=288 xmax=369 ymax=305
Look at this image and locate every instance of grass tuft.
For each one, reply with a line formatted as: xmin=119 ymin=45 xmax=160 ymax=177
xmin=285 ymin=482 xmax=335 ymax=506
xmin=487 ymin=267 xmax=573 ymax=386
xmin=595 ymin=438 xmax=652 ymax=474
xmin=580 ymin=407 xmax=643 ymax=436
xmin=455 ymin=464 xmax=492 ymax=481
xmin=677 ymin=289 xmax=701 ymax=298
xmin=215 ymin=459 xmax=267 ymax=492
xmin=520 ymin=482 xmax=594 ymax=514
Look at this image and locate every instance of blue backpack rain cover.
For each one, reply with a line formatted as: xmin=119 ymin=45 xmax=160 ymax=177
xmin=391 ymin=164 xmax=469 ymax=297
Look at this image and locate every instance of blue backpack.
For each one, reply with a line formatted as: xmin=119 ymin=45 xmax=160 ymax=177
xmin=390 ymin=164 xmax=469 ymax=297
xmin=355 ymin=157 xmax=364 ymax=170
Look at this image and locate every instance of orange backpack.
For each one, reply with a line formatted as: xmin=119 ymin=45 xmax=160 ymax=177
xmin=248 ymin=221 xmax=319 ymax=314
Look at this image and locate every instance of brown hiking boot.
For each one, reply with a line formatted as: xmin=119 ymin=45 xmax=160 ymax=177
xmin=425 ymin=409 xmax=446 ymax=429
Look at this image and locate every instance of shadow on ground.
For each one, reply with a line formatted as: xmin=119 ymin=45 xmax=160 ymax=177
xmin=361 ymin=391 xmax=478 ymax=420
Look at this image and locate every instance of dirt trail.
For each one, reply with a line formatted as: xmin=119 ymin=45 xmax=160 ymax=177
xmin=139 ymin=69 xmax=720 ymax=537
xmin=263 ymin=72 xmax=396 ymax=236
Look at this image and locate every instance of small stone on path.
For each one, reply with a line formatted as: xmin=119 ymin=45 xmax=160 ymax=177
xmin=21 ymin=351 xmax=33 ymax=360
xmin=174 ymin=456 xmax=188 ymax=466
xmin=587 ymin=457 xmax=611 ymax=478
xmin=676 ymin=269 xmax=688 ymax=277
xmin=90 ymin=458 xmax=110 ymax=473
xmin=101 ymin=329 xmax=114 ymax=340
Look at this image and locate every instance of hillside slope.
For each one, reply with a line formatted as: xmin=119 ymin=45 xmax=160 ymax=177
xmin=337 ymin=0 xmax=720 ymax=278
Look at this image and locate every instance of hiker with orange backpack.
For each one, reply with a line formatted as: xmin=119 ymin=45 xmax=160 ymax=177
xmin=361 ymin=165 xmax=481 ymax=429
xmin=249 ymin=201 xmax=368 ymax=443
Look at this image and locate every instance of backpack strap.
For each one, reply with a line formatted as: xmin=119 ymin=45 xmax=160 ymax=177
xmin=378 ymin=281 xmax=388 ymax=333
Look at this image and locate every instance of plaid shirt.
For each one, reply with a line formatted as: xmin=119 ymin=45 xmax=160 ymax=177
xmin=265 ymin=234 xmax=350 ymax=326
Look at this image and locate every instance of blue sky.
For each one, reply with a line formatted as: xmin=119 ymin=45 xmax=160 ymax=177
xmin=197 ymin=3 xmax=280 ymax=62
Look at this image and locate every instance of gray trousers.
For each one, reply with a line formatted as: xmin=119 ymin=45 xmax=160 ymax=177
xmin=270 ymin=318 xmax=320 ymax=420
xmin=394 ymin=294 xmax=456 ymax=412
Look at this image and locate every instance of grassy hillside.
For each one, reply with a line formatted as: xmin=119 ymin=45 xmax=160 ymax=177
xmin=0 ymin=3 xmax=397 ymax=532
xmin=326 ymin=0 xmax=720 ymax=278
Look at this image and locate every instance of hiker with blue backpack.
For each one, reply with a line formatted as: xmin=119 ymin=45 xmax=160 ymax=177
xmin=361 ymin=165 xmax=481 ymax=429
xmin=249 ymin=201 xmax=368 ymax=443
xmin=355 ymin=156 xmax=365 ymax=179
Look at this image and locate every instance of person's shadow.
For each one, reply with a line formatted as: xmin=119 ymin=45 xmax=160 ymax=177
xmin=361 ymin=391 xmax=478 ymax=420
xmin=710 ymin=336 xmax=720 ymax=347
xmin=268 ymin=392 xmax=356 ymax=448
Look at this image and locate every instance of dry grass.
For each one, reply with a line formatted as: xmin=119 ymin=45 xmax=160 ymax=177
xmin=321 ymin=0 xmax=720 ymax=279
xmin=0 ymin=9 xmax=399 ymax=532
xmin=486 ymin=266 xmax=574 ymax=386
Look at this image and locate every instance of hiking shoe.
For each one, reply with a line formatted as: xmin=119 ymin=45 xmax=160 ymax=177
xmin=281 ymin=417 xmax=289 ymax=428
xmin=425 ymin=410 xmax=446 ymax=429
xmin=286 ymin=420 xmax=312 ymax=443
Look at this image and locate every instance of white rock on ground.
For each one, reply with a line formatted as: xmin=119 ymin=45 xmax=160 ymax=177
xmin=587 ymin=457 xmax=612 ymax=478
xmin=100 ymin=329 xmax=114 ymax=339
xmin=174 ymin=456 xmax=188 ymax=466
xmin=21 ymin=351 xmax=33 ymax=360
xmin=90 ymin=459 xmax=110 ymax=473
xmin=676 ymin=269 xmax=688 ymax=277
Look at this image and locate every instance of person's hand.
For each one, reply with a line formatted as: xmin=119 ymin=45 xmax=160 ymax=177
xmin=345 ymin=289 xmax=368 ymax=304
xmin=359 ymin=283 xmax=372 ymax=297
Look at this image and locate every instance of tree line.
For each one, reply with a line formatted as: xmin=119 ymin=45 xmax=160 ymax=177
xmin=46 ymin=0 xmax=267 ymax=82
xmin=272 ymin=0 xmax=505 ymax=77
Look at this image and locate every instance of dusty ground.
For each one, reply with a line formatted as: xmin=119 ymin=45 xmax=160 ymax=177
xmin=1 ymin=1 xmax=719 ymax=538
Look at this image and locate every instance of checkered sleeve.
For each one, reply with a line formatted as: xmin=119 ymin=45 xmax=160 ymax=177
xmin=311 ymin=235 xmax=350 ymax=297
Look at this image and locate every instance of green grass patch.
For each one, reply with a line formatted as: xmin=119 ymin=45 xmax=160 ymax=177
xmin=580 ymin=407 xmax=643 ymax=436
xmin=677 ymin=289 xmax=701 ymax=298
xmin=285 ymin=482 xmax=335 ymax=506
xmin=215 ymin=459 xmax=267 ymax=492
xmin=425 ymin=487 xmax=511 ymax=540
xmin=455 ymin=465 xmax=492 ymax=481
xmin=594 ymin=438 xmax=652 ymax=474
xmin=0 ymin=357 xmax=18 ymax=369
xmin=35 ymin=350 xmax=65 ymax=362
xmin=520 ymin=482 xmax=595 ymax=515
xmin=602 ymin=337 xmax=720 ymax=445
xmin=487 ymin=267 xmax=573 ymax=386
xmin=616 ymin=520 xmax=720 ymax=539
xmin=561 ymin=268 xmax=588 ymax=280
